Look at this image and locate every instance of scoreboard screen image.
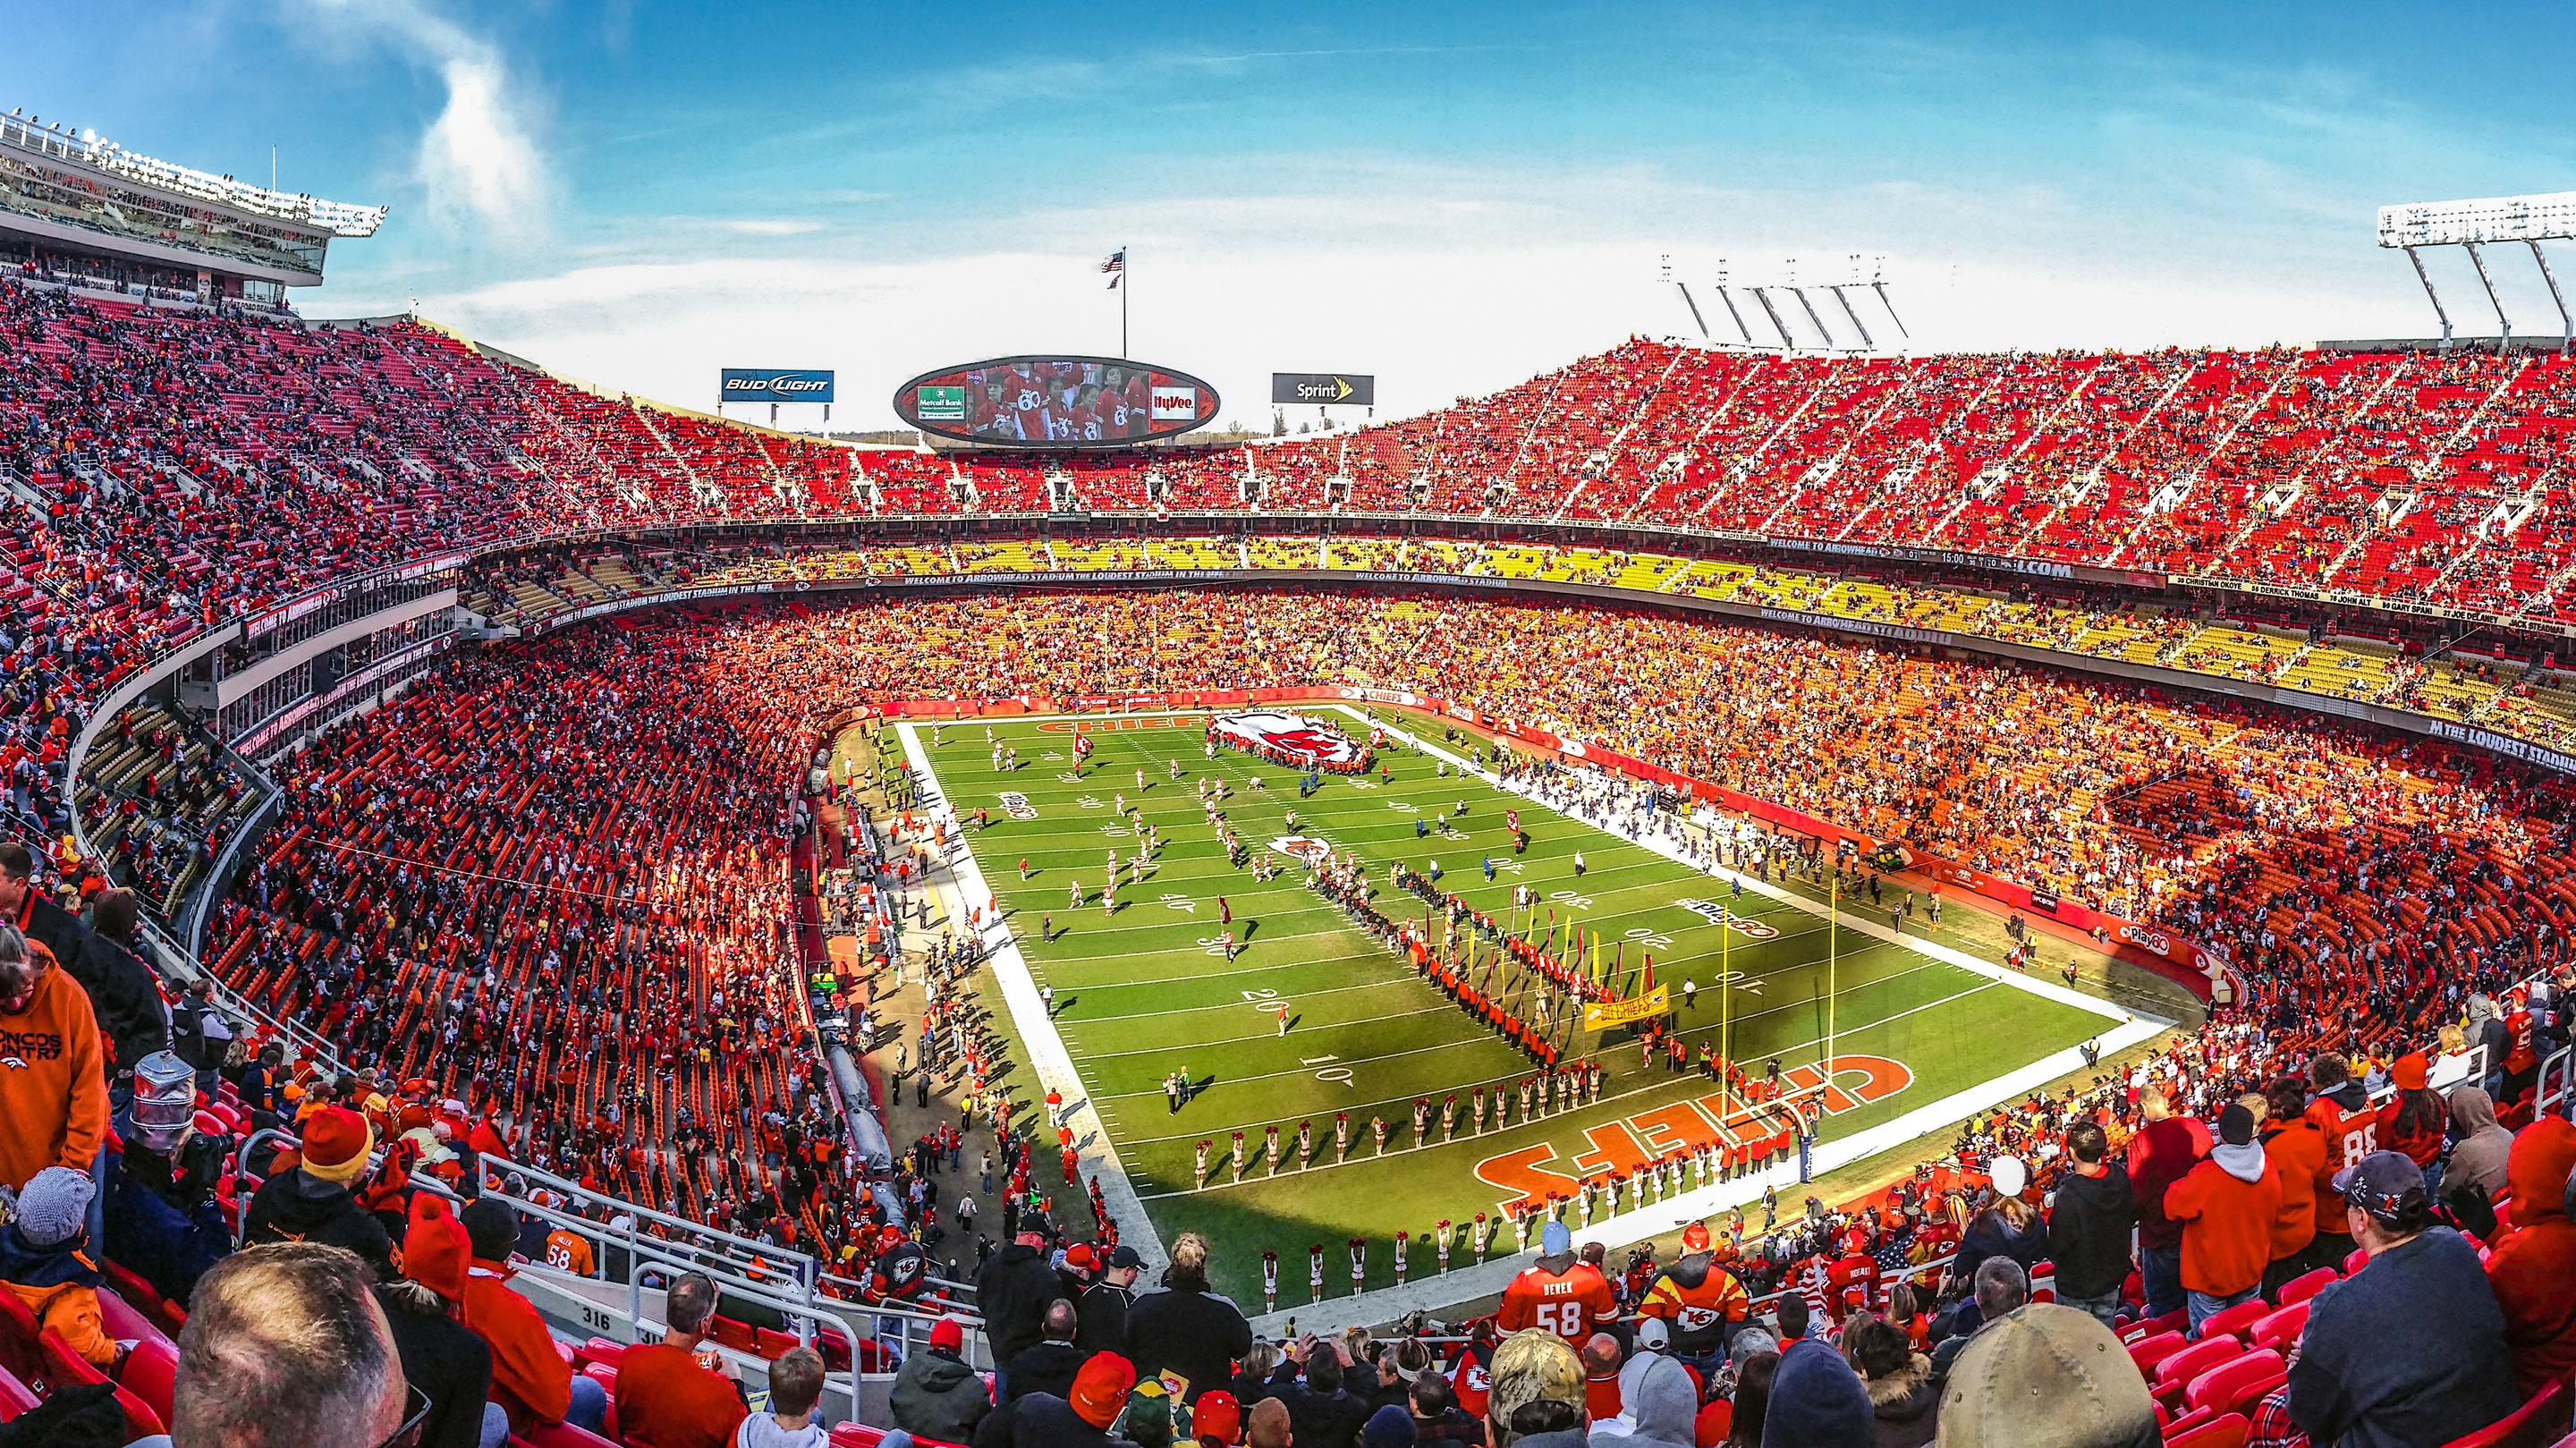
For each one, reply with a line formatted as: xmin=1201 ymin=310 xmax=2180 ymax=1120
xmin=895 ymin=355 xmax=1220 ymax=448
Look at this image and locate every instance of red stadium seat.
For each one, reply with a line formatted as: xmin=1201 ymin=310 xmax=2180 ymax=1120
xmin=2153 ymin=1337 xmax=2243 ymax=1404
xmin=95 ymin=1281 xmax=174 ymax=1354
xmin=2343 ymin=1247 xmax=2369 ymax=1276
xmin=99 ymin=1260 xmax=188 ymax=1341
xmin=576 ymin=1337 xmax=626 ymax=1368
xmin=582 ymin=1362 xmax=621 ymax=1439
xmin=2245 ymin=1301 xmax=2309 ymax=1354
xmin=755 ymin=1326 xmax=801 ymax=1361
xmin=2272 ymin=1268 xmax=2338 ymax=1308
xmin=0 ymin=1364 xmax=34 ymax=1422
xmin=2165 ymin=1412 xmax=2250 ymax=1448
xmin=0 ymin=1290 xmax=40 ymax=1385
xmin=2163 ymin=1405 xmax=2216 ymax=1438
xmin=2129 ymin=1331 xmax=2190 ymax=1379
xmin=34 ymin=1327 xmax=165 ymax=1442
xmin=2441 ymin=1377 xmax=2572 ymax=1448
xmin=829 ymin=1426 xmax=887 ymax=1448
xmin=119 ymin=1336 xmax=181 ymax=1429
xmin=2124 ymin=1309 xmax=2189 ymax=1345
xmin=2198 ymin=1299 xmax=2271 ymax=1343
xmin=2183 ymin=1349 xmax=2284 ymax=1418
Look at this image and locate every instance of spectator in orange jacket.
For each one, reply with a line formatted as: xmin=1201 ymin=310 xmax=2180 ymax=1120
xmin=461 ymin=1197 xmax=610 ymax=1435
xmin=0 ymin=929 xmax=103 ymax=1195
xmin=0 ymin=1166 xmax=114 ymax=1367
xmin=2486 ymin=1114 xmax=2576 ymax=1397
xmin=2258 ymin=1077 xmax=2328 ymax=1293
xmin=2163 ymin=1104 xmax=2282 ymax=1339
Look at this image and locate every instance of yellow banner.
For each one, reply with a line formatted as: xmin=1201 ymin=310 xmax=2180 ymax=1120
xmin=1582 ymin=985 xmax=1671 ymax=1032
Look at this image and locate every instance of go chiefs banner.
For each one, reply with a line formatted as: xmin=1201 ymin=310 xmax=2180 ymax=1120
xmin=1581 ymin=986 xmax=1671 ymax=1032
xmin=1208 ymin=709 xmax=1372 ymax=773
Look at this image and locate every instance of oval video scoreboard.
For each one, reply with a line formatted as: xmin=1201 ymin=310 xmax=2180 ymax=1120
xmin=895 ymin=355 xmax=1219 ymax=448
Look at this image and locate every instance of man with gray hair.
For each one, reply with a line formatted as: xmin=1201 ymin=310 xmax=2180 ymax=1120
xmin=1929 ymin=1256 xmax=2028 ymax=1391
xmin=168 ymin=1242 xmax=419 ymax=1448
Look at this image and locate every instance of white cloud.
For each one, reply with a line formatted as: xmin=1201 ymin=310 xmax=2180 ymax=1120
xmin=341 ymin=156 xmax=2450 ymax=430
xmin=719 ymin=219 xmax=826 ymax=237
xmin=292 ymin=0 xmax=547 ymax=241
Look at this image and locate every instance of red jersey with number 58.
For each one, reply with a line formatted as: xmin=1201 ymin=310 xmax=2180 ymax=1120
xmin=1496 ymin=1260 xmax=1618 ymax=1343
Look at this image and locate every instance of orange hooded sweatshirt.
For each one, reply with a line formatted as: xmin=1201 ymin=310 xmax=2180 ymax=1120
xmin=0 ymin=944 xmax=106 ymax=1192
xmin=2487 ymin=1116 xmax=2576 ymax=1397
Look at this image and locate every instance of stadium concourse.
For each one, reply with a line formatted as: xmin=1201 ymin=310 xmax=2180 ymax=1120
xmin=2 ymin=270 xmax=2576 ymax=1447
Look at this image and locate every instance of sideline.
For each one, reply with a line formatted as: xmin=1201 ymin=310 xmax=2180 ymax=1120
xmin=894 ymin=723 xmax=1170 ymax=1275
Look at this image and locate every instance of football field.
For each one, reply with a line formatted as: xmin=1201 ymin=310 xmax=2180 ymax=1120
xmin=903 ymin=705 xmax=2141 ymax=1306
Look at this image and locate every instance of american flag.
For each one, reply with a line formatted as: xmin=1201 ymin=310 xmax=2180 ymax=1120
xmin=1102 ymin=249 xmax=1124 ymax=289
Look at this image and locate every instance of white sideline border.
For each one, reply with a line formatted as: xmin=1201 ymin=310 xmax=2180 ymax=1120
xmin=900 ymin=706 xmax=2175 ymax=1334
xmin=894 ymin=722 xmax=1170 ymax=1278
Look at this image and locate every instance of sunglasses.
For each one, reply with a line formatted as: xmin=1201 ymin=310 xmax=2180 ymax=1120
xmin=374 ymin=1383 xmax=432 ymax=1448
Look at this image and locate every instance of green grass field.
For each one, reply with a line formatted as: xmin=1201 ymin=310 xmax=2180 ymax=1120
xmin=911 ymin=706 xmax=2119 ymax=1304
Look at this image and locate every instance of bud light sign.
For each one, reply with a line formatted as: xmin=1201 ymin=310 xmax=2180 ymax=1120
xmin=720 ymin=368 xmax=835 ymax=403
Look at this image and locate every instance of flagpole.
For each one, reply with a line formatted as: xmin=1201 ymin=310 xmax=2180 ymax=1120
xmin=1827 ymin=867 xmax=1838 ymax=1084
xmin=1121 ymin=241 xmax=1130 ymax=359
xmin=1720 ymin=906 xmax=1731 ymax=1111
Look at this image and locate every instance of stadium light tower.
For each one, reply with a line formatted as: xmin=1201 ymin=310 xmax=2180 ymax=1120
xmin=1826 ymin=254 xmax=1877 ymax=350
xmin=1747 ymin=286 xmax=1797 ymax=351
xmin=2377 ymin=191 xmax=2576 ymax=351
xmin=1710 ymin=260 xmax=1758 ymax=347
xmin=1662 ymin=253 xmax=1713 ymax=341
xmin=1784 ymin=257 xmax=1840 ymax=351
xmin=1870 ymin=258 xmax=1910 ymax=341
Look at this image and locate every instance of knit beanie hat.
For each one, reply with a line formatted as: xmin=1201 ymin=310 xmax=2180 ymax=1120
xmin=462 ymin=1197 xmax=520 ymax=1263
xmin=1071 ymin=1350 xmax=1138 ymax=1429
xmin=1362 ymin=1403 xmax=1415 ymax=1448
xmin=299 ymin=1106 xmax=375 ymax=1186
xmin=1761 ymin=1337 xmax=1872 ymax=1448
xmin=7 ymin=1166 xmax=93 ymax=1249
xmin=402 ymin=1195 xmax=473 ymax=1303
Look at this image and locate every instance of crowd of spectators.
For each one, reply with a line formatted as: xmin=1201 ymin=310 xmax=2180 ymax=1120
xmin=6 ymin=262 xmax=2576 ymax=1443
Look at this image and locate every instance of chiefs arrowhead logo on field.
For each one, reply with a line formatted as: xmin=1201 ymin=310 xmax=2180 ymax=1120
xmin=1268 ymin=835 xmax=1332 ymax=863
xmin=998 ymin=792 xmax=1037 ymax=820
xmin=1213 ymin=709 xmax=1364 ymax=767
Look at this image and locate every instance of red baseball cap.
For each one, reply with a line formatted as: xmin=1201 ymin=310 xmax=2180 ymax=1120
xmin=1193 ymin=1388 xmax=1243 ymax=1444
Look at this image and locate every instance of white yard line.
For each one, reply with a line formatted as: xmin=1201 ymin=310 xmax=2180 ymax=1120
xmin=896 ymin=723 xmax=1170 ymax=1275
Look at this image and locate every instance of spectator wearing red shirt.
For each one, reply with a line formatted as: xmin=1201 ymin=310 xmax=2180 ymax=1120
xmin=460 ymin=1198 xmax=606 ymax=1435
xmin=2374 ymin=1053 xmax=2447 ymax=1195
xmin=614 ymin=1270 xmax=749 ymax=1448
xmin=1579 ymin=1333 xmax=1623 ymax=1424
xmin=2124 ymin=1090 xmax=2207 ymax=1324
xmin=2163 ymin=1104 xmax=2281 ymax=1339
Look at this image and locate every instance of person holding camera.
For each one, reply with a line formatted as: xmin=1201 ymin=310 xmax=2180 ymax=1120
xmin=104 ymin=1050 xmax=235 ymax=1308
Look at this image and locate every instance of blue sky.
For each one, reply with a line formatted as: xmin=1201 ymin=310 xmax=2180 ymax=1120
xmin=11 ymin=3 xmax=2573 ymax=424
